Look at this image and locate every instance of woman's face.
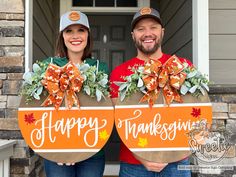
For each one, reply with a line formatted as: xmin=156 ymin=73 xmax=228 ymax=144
xmin=62 ymin=24 xmax=89 ymax=57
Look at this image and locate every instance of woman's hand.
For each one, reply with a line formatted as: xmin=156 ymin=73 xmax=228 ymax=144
xmin=57 ymin=163 xmax=75 ymax=166
xmin=134 ymin=154 xmax=168 ymax=172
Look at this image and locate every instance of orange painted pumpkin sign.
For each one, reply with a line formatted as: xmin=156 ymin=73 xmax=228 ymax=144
xmin=115 ymin=93 xmax=212 ymax=163
xmin=18 ymin=93 xmax=114 ymax=163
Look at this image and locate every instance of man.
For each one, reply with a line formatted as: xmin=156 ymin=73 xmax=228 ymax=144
xmin=110 ymin=7 xmax=191 ymax=177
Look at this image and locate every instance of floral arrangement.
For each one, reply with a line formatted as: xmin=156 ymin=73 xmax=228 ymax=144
xmin=21 ymin=60 xmax=109 ymax=109
xmin=115 ymin=55 xmax=209 ymax=107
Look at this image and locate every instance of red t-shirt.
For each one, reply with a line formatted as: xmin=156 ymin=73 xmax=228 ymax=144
xmin=110 ymin=53 xmax=192 ymax=164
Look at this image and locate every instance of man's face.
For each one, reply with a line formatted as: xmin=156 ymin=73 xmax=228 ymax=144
xmin=132 ymin=18 xmax=164 ymax=55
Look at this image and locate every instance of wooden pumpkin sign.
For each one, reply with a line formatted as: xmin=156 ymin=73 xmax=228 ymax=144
xmin=18 ymin=93 xmax=114 ymax=163
xmin=115 ymin=92 xmax=212 ymax=163
xmin=113 ymin=55 xmax=212 ymax=163
xmin=18 ymin=60 xmax=114 ymax=163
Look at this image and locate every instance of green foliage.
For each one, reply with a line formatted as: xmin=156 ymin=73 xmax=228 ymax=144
xmin=20 ymin=61 xmax=47 ymax=103
xmin=180 ymin=63 xmax=209 ymax=97
xmin=20 ymin=61 xmax=109 ymax=104
xmin=115 ymin=66 xmax=145 ymax=101
xmin=116 ymin=63 xmax=210 ymax=101
xmin=79 ymin=63 xmax=109 ymax=101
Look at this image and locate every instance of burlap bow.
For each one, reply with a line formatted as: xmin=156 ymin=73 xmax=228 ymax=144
xmin=140 ymin=55 xmax=187 ymax=107
xmin=41 ymin=61 xmax=84 ymax=109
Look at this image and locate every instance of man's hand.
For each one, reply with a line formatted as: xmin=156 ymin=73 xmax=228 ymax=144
xmin=134 ymin=154 xmax=168 ymax=172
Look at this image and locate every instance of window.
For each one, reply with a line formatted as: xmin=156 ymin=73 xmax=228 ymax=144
xmin=117 ymin=0 xmax=137 ymax=7
xmin=73 ymin=0 xmax=93 ymax=6
xmin=72 ymin=0 xmax=137 ymax=7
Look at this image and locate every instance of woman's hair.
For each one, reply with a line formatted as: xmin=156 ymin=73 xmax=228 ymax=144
xmin=55 ymin=29 xmax=93 ymax=61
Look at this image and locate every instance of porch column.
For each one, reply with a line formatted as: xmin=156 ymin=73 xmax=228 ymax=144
xmin=192 ymin=0 xmax=209 ymax=77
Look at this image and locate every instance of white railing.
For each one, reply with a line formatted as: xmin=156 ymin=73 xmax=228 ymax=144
xmin=0 ymin=140 xmax=16 ymax=177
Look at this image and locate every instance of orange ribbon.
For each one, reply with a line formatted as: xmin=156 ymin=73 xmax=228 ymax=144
xmin=41 ymin=61 xmax=84 ymax=109
xmin=140 ymin=55 xmax=187 ymax=107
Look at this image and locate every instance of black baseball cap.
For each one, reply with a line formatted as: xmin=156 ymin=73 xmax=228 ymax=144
xmin=131 ymin=7 xmax=163 ymax=31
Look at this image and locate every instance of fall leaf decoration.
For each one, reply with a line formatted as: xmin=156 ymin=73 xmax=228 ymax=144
xmin=138 ymin=137 xmax=148 ymax=147
xmin=140 ymin=56 xmax=187 ymax=107
xmin=21 ymin=59 xmax=109 ymax=108
xmin=191 ymin=107 xmax=201 ymax=118
xmin=24 ymin=113 xmax=36 ymax=125
xmin=99 ymin=130 xmax=110 ymax=140
xmin=115 ymin=55 xmax=209 ymax=107
xmin=41 ymin=62 xmax=84 ymax=109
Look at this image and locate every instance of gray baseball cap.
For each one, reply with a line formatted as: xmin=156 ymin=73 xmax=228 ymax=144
xmin=59 ymin=11 xmax=90 ymax=32
xmin=131 ymin=7 xmax=163 ymax=31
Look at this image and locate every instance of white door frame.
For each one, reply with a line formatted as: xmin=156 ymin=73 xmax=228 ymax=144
xmin=25 ymin=0 xmax=33 ymax=72
xmin=192 ymin=0 xmax=209 ymax=77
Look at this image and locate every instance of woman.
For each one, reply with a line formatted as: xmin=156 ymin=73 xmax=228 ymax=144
xmin=43 ymin=11 xmax=107 ymax=177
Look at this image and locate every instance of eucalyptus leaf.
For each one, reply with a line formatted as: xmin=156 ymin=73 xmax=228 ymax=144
xmin=120 ymin=90 xmax=127 ymax=102
xmin=84 ymin=85 xmax=91 ymax=95
xmin=79 ymin=64 xmax=90 ymax=72
xmin=187 ymin=70 xmax=198 ymax=78
xmin=114 ymin=81 xmax=126 ymax=86
xmin=82 ymin=74 xmax=87 ymax=81
xmin=33 ymin=93 xmax=40 ymax=100
xmin=189 ymin=85 xmax=198 ymax=93
xmin=137 ymin=77 xmax=144 ymax=87
xmin=126 ymin=83 xmax=131 ymax=91
xmin=105 ymin=74 xmax=108 ymax=80
xmin=98 ymin=78 xmax=108 ymax=87
xmin=201 ymin=82 xmax=209 ymax=92
xmin=96 ymin=89 xmax=102 ymax=102
xmin=23 ymin=72 xmax=33 ymax=85
xmin=180 ymin=84 xmax=189 ymax=95
xmin=185 ymin=81 xmax=191 ymax=87
xmin=199 ymin=86 xmax=205 ymax=95
xmin=140 ymin=86 xmax=146 ymax=92
xmin=33 ymin=63 xmax=41 ymax=72
xmin=36 ymin=86 xmax=43 ymax=95
xmin=126 ymin=76 xmax=132 ymax=82
xmin=91 ymin=72 xmax=96 ymax=82
xmin=119 ymin=83 xmax=128 ymax=91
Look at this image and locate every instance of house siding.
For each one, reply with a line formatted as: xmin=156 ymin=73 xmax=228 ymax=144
xmin=33 ymin=0 xmax=59 ymax=61
xmin=159 ymin=0 xmax=192 ymax=61
xmin=209 ymin=0 xmax=236 ymax=84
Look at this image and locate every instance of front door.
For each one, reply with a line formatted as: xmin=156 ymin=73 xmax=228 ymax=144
xmin=88 ymin=15 xmax=136 ymax=72
xmin=88 ymin=15 xmax=136 ymax=162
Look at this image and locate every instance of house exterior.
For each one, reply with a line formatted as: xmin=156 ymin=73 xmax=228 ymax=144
xmin=0 ymin=0 xmax=235 ymax=176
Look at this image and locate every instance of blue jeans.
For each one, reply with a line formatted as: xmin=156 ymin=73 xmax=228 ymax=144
xmin=44 ymin=154 xmax=105 ymax=177
xmin=119 ymin=159 xmax=191 ymax=177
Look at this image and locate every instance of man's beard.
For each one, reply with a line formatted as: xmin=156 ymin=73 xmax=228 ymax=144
xmin=133 ymin=36 xmax=162 ymax=55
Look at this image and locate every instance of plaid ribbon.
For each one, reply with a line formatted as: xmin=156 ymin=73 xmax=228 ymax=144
xmin=41 ymin=61 xmax=84 ymax=109
xmin=140 ymin=55 xmax=187 ymax=107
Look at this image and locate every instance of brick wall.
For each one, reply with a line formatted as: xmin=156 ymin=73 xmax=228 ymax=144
xmin=192 ymin=86 xmax=236 ymax=177
xmin=0 ymin=1 xmax=43 ymax=177
xmin=0 ymin=1 xmax=24 ymax=118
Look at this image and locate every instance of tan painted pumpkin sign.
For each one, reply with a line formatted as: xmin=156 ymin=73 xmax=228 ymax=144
xmin=18 ymin=93 xmax=114 ymax=163
xmin=113 ymin=55 xmax=212 ymax=163
xmin=115 ymin=93 xmax=212 ymax=163
xmin=18 ymin=60 xmax=113 ymax=163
